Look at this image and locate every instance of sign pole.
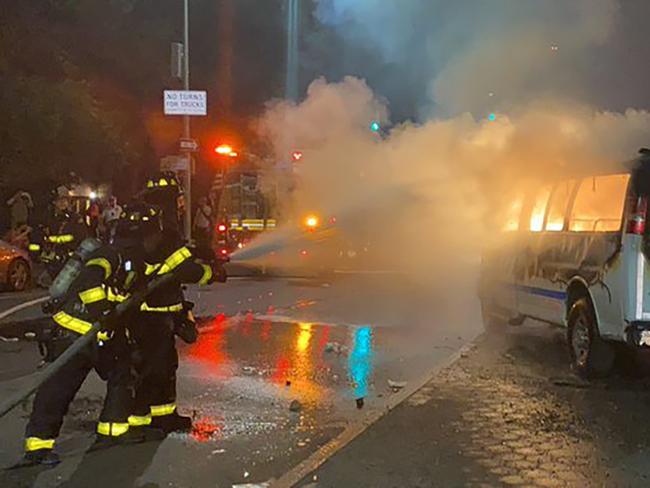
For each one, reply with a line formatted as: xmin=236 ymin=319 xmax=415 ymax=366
xmin=183 ymin=0 xmax=192 ymax=243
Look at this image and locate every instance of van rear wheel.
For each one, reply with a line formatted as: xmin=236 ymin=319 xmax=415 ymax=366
xmin=567 ymin=298 xmax=615 ymax=379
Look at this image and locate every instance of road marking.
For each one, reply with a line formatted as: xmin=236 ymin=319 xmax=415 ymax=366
xmin=0 ymin=296 xmax=49 ymax=324
xmin=270 ymin=333 xmax=482 ymax=488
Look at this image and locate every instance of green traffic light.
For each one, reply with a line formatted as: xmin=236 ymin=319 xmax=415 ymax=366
xmin=370 ymin=121 xmax=381 ymax=132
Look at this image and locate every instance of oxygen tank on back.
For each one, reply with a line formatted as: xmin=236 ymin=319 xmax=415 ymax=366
xmin=49 ymin=238 xmax=102 ymax=299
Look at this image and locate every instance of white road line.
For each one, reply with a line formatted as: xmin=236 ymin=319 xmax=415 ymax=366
xmin=270 ymin=333 xmax=482 ymax=488
xmin=0 ymin=296 xmax=49 ymax=323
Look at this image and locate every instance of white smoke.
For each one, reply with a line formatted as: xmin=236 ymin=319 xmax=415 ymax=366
xmin=251 ymin=1 xmax=649 ymax=282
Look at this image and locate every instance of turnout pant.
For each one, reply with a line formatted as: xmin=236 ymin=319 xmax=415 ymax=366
xmin=24 ymin=329 xmax=134 ymax=452
xmin=130 ymin=313 xmax=179 ymax=425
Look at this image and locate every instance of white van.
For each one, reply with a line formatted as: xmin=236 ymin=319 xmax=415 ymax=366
xmin=479 ymin=150 xmax=650 ymax=378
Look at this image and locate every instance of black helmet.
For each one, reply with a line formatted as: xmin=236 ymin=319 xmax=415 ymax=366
xmin=113 ymin=203 xmax=163 ymax=247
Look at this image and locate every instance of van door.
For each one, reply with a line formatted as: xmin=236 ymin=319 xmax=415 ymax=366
xmin=516 ymin=183 xmax=568 ymax=322
xmin=482 ymin=190 xmax=525 ymax=317
xmin=564 ymin=174 xmax=631 ymax=337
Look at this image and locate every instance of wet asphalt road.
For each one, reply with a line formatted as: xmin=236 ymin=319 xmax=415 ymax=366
xmin=0 ymin=274 xmax=482 ymax=487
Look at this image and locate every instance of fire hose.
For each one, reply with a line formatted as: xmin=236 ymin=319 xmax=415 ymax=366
xmin=0 ymin=273 xmax=177 ymax=420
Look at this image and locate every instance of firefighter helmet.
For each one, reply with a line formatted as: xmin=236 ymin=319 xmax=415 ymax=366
xmin=113 ymin=203 xmax=163 ymax=247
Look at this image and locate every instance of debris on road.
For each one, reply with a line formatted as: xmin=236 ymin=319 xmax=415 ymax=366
xmin=211 ymin=448 xmax=226 ymax=455
xmin=388 ymin=380 xmax=407 ymax=392
xmin=356 ymin=398 xmax=365 ymax=409
xmin=289 ymin=400 xmax=303 ymax=412
xmin=0 ymin=336 xmax=18 ymax=343
xmin=551 ymin=376 xmax=591 ymax=389
xmin=324 ymin=342 xmax=347 ymax=354
xmin=242 ymin=366 xmax=256 ymax=375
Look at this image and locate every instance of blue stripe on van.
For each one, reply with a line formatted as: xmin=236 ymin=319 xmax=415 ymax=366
xmin=515 ymin=285 xmax=567 ymax=301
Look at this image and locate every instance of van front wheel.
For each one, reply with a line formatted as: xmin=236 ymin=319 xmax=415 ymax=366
xmin=567 ymin=298 xmax=615 ymax=379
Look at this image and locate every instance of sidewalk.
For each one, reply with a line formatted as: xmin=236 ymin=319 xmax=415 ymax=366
xmin=297 ymin=324 xmax=650 ymax=488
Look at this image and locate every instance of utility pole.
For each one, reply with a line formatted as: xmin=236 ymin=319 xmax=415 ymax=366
xmin=217 ymin=0 xmax=234 ymax=117
xmin=183 ymin=0 xmax=192 ymax=242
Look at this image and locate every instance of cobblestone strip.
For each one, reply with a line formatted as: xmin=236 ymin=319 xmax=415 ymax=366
xmin=409 ymin=354 xmax=607 ymax=487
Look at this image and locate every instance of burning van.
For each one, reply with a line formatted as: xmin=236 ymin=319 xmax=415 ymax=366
xmin=479 ymin=149 xmax=650 ymax=378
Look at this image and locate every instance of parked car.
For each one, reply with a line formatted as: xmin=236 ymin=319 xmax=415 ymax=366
xmin=0 ymin=240 xmax=32 ymax=291
xmin=479 ymin=149 xmax=650 ymax=378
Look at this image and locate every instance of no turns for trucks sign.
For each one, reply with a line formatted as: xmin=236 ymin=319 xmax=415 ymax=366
xmin=164 ymin=90 xmax=207 ymax=116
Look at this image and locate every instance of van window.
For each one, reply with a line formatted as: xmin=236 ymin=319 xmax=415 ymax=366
xmin=545 ymin=181 xmax=576 ymax=231
xmin=568 ymin=174 xmax=630 ymax=232
xmin=529 ymin=185 xmax=552 ymax=232
xmin=501 ymin=192 xmax=525 ymax=231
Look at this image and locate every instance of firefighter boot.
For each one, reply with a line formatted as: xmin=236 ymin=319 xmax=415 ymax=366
xmin=22 ymin=449 xmax=61 ymax=467
xmin=151 ymin=413 xmax=193 ymax=433
xmin=92 ymin=428 xmax=146 ymax=450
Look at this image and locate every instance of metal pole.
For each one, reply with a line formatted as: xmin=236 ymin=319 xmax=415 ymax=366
xmin=183 ymin=0 xmax=192 ymax=243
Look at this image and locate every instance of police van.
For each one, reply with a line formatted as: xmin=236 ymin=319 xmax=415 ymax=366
xmin=479 ymin=149 xmax=650 ymax=378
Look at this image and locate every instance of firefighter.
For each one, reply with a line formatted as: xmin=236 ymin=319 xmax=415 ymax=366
xmin=128 ymin=220 xmax=227 ymax=434
xmin=22 ymin=204 xmax=162 ymax=466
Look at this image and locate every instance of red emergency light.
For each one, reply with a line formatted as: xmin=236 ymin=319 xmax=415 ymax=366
xmin=292 ymin=151 xmax=303 ymax=162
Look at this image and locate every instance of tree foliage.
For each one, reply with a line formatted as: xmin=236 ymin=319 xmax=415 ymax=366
xmin=0 ymin=1 xmax=158 ymax=198
xmin=0 ymin=0 xmax=288 ymax=207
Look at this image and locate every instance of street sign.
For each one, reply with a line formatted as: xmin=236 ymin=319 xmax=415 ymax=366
xmin=161 ymin=155 xmax=189 ymax=172
xmin=163 ymin=90 xmax=207 ymax=116
xmin=179 ymin=138 xmax=199 ymax=153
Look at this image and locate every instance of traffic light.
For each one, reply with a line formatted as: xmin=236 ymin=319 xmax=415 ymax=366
xmin=217 ymin=223 xmax=227 ymax=233
xmin=370 ymin=121 xmax=381 ymax=132
xmin=292 ymin=151 xmax=303 ymax=162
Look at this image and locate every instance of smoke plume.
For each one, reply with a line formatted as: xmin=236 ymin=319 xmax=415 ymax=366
xmin=250 ymin=0 xmax=650 ymax=282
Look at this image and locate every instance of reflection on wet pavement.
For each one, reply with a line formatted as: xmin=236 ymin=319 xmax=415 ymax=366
xmin=177 ymin=302 xmax=470 ymax=450
xmin=349 ymin=327 xmax=373 ymax=402
xmin=179 ymin=316 xmax=377 ymax=446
